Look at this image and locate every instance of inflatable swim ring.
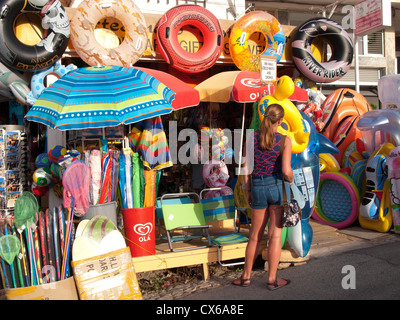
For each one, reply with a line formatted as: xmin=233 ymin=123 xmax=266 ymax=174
xmin=320 ymin=88 xmax=371 ymax=140
xmin=0 ymin=0 xmax=70 ymax=72
xmin=202 ymin=160 xmax=229 ymax=188
xmin=312 ymin=172 xmax=360 ymax=229
xmin=26 ymin=60 xmax=76 ymax=105
xmin=70 ymin=0 xmax=148 ymax=67
xmin=156 ymin=5 xmax=223 ymax=73
xmin=229 ymin=11 xmax=285 ymax=72
xmin=292 ymin=17 xmax=353 ymax=83
xmin=258 ymin=76 xmax=310 ymax=153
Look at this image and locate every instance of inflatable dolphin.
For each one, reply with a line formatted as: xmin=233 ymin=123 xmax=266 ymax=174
xmin=0 ymin=62 xmax=30 ymax=104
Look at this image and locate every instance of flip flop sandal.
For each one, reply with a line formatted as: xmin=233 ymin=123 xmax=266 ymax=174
xmin=267 ymin=278 xmax=291 ymax=291
xmin=232 ymin=277 xmax=251 ymax=287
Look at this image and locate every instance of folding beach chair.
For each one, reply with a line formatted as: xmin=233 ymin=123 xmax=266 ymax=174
xmin=160 ymin=192 xmax=212 ymax=252
xmin=200 ymin=187 xmax=249 ymax=267
xmin=155 ymin=195 xmax=191 ymax=240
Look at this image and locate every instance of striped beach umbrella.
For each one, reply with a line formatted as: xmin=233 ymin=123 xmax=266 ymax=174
xmin=25 ymin=65 xmax=176 ymax=130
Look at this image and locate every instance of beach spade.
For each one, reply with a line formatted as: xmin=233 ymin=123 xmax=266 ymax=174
xmin=0 ymin=235 xmax=21 ymax=265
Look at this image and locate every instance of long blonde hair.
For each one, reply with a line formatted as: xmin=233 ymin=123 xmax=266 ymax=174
xmin=259 ymin=104 xmax=285 ymax=150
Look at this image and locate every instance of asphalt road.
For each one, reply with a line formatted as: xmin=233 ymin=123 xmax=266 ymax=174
xmin=179 ymin=237 xmax=400 ymax=301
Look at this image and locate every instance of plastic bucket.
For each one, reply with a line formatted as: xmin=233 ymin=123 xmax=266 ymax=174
xmin=83 ymin=202 xmax=118 ymax=226
xmin=122 ymin=207 xmax=155 ymax=257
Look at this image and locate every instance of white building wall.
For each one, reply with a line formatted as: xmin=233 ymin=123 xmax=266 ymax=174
xmin=70 ymin=0 xmax=246 ymax=20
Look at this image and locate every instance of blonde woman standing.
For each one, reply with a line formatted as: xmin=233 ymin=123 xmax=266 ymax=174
xmin=233 ymin=103 xmax=293 ymax=290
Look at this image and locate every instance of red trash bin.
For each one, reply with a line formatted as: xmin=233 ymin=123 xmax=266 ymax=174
xmin=122 ymin=206 xmax=155 ymax=257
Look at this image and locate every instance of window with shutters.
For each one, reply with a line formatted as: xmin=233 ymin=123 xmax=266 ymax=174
xmin=367 ymin=31 xmax=383 ymax=55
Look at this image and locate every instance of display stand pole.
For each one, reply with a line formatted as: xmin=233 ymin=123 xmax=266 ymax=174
xmin=354 ymin=35 xmax=360 ymax=93
xmin=47 ymin=128 xmax=65 ymax=208
xmin=237 ymin=103 xmax=246 ymax=177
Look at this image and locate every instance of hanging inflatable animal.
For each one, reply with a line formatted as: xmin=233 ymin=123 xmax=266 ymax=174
xmin=0 ymin=62 xmax=30 ymax=104
xmin=258 ymin=76 xmax=310 ymax=153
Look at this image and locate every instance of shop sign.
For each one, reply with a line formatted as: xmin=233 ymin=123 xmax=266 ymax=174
xmin=260 ymin=55 xmax=277 ymax=84
xmin=354 ymin=0 xmax=392 ymax=37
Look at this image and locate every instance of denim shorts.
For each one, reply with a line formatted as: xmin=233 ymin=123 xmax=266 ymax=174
xmin=251 ymin=173 xmax=290 ymax=209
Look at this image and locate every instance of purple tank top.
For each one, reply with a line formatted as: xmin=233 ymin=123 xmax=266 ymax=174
xmin=251 ymin=130 xmax=282 ymax=177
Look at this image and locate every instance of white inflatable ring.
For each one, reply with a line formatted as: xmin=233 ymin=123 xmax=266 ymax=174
xmin=70 ymin=0 xmax=148 ymax=67
xmin=202 ymin=160 xmax=229 ymax=188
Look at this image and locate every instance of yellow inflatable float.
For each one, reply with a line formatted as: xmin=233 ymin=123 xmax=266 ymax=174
xmin=258 ymin=76 xmax=310 ymax=153
xmin=319 ymin=153 xmax=340 ymax=172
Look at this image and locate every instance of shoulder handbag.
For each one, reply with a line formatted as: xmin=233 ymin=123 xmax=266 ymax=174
xmin=280 ymin=135 xmax=302 ymax=227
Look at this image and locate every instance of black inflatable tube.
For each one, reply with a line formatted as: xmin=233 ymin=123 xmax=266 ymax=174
xmin=0 ymin=0 xmax=69 ymax=72
xmin=292 ymin=18 xmax=353 ymax=83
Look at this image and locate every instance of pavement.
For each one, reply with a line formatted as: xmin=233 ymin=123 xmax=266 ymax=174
xmin=141 ymin=220 xmax=400 ymax=300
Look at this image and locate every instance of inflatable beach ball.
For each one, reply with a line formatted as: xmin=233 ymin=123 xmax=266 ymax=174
xmin=48 ymin=145 xmax=67 ymax=163
xmin=35 ymin=152 xmax=50 ymax=168
xmin=33 ymin=167 xmax=53 ymax=187
xmin=31 ymin=182 xmax=49 ymax=196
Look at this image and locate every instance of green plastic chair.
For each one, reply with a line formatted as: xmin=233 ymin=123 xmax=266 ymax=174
xmin=200 ymin=187 xmax=249 ymax=267
xmin=160 ymin=192 xmax=211 ymax=252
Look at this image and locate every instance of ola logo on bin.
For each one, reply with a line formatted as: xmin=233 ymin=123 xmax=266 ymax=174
xmin=133 ymin=223 xmax=153 ymax=242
